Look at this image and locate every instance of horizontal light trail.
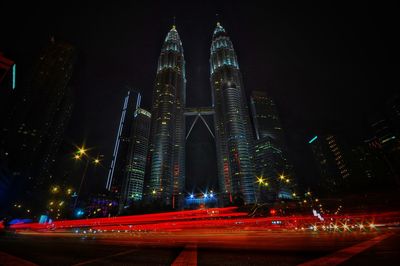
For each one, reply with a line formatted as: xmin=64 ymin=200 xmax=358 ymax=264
xmin=10 ymin=207 xmax=241 ymax=230
xmin=9 ymin=208 xmax=400 ymax=233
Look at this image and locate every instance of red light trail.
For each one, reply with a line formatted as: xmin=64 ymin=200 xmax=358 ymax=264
xmin=8 ymin=207 xmax=400 ymax=234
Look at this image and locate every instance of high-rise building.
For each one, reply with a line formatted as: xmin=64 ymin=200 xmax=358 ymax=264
xmin=106 ymin=90 xmax=142 ymax=197
xmin=119 ymin=108 xmax=151 ymax=212
xmin=250 ymin=91 xmax=294 ymax=202
xmin=367 ymin=104 xmax=400 ymax=187
xmin=0 ymin=53 xmax=16 ymax=214
xmin=309 ymin=135 xmax=351 ymax=195
xmin=0 ymin=40 xmax=76 ymax=212
xmin=254 ymin=138 xmax=294 ymax=201
xmin=250 ymin=91 xmax=284 ymax=143
xmin=38 ymin=86 xmax=74 ymax=183
xmin=387 ymin=95 xmax=400 ymax=132
xmin=1 ymin=53 xmax=18 ymax=143
xmin=147 ymin=25 xmax=186 ymax=207
xmin=348 ymin=141 xmax=393 ymax=191
xmin=210 ymin=22 xmax=256 ymax=204
xmin=0 ymin=52 xmax=16 ymax=92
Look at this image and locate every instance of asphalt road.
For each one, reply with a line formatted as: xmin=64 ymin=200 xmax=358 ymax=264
xmin=0 ymin=229 xmax=399 ymax=265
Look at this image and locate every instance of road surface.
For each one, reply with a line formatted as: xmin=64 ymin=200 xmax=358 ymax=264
xmin=0 ymin=228 xmax=399 ymax=265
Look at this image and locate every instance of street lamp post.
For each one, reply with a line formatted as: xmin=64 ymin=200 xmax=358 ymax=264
xmin=72 ymin=146 xmax=102 ymax=211
xmin=72 ymin=157 xmax=90 ymax=210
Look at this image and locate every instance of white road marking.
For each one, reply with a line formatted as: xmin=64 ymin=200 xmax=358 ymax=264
xmin=171 ymin=244 xmax=197 ymax=266
xmin=298 ymin=232 xmax=395 ymax=266
xmin=72 ymin=248 xmax=138 ymax=265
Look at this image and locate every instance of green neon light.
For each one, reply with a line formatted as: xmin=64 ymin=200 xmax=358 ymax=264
xmin=12 ymin=64 xmax=16 ymax=89
xmin=308 ymin=136 xmax=318 ymax=144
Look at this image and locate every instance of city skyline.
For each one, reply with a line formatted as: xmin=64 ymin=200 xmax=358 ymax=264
xmin=1 ymin=2 xmax=399 ymax=265
xmin=1 ymin=1 xmax=398 ymax=199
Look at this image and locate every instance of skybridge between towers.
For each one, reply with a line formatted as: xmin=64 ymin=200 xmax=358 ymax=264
xmin=184 ymin=106 xmax=215 ymax=140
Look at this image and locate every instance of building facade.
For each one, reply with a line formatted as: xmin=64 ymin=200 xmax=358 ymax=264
xmin=119 ymin=108 xmax=151 ymax=212
xmin=147 ymin=26 xmax=186 ymax=207
xmin=0 ymin=40 xmax=76 ymax=213
xmin=250 ymin=91 xmax=295 ymax=202
xmin=250 ymin=91 xmax=284 ymax=143
xmin=106 ymin=90 xmax=142 ymax=197
xmin=210 ymin=23 xmax=256 ymax=204
xmin=309 ymin=135 xmax=351 ymax=195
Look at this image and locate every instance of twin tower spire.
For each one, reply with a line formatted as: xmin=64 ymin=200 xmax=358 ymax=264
xmin=147 ymin=21 xmax=256 ymax=207
xmin=165 ymin=21 xmax=227 ymax=41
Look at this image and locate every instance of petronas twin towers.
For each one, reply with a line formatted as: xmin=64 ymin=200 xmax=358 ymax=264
xmin=147 ymin=23 xmax=256 ymax=206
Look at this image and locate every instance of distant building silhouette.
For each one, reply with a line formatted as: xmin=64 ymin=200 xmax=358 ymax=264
xmin=0 ymin=40 xmax=76 ymax=213
xmin=309 ymin=135 xmax=351 ymax=195
xmin=250 ymin=91 xmax=295 ymax=202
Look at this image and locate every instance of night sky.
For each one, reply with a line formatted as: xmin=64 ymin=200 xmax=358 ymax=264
xmin=2 ymin=1 xmax=398 ymax=195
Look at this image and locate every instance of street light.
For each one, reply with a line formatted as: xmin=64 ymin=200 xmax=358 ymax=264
xmin=256 ymin=176 xmax=265 ymax=185
xmin=51 ymin=186 xmax=60 ymax=193
xmin=78 ymin=147 xmax=86 ymax=155
xmin=72 ymin=146 xmax=101 ymax=210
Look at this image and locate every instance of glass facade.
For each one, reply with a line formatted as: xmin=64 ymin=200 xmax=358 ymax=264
xmin=250 ymin=91 xmax=295 ymax=202
xmin=147 ymin=26 xmax=186 ymax=206
xmin=119 ymin=108 xmax=151 ymax=211
xmin=106 ymin=91 xmax=141 ymax=196
xmin=210 ymin=23 xmax=256 ymax=204
xmin=310 ymin=135 xmax=350 ymax=195
xmin=250 ymin=91 xmax=284 ymax=142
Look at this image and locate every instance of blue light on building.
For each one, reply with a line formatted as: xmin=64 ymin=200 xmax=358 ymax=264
xmin=75 ymin=209 xmax=84 ymax=217
xmin=12 ymin=64 xmax=16 ymax=89
xmin=38 ymin=215 xmax=48 ymax=224
xmin=184 ymin=193 xmax=218 ymax=209
xmin=308 ymin=136 xmax=318 ymax=144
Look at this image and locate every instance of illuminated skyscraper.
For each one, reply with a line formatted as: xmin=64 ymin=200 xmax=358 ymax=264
xmin=106 ymin=90 xmax=141 ymax=196
xmin=119 ymin=108 xmax=151 ymax=212
xmin=250 ymin=91 xmax=284 ymax=144
xmin=210 ymin=23 xmax=256 ymax=204
xmin=309 ymin=135 xmax=350 ymax=195
xmin=250 ymin=91 xmax=295 ymax=201
xmin=147 ymin=25 xmax=186 ymax=206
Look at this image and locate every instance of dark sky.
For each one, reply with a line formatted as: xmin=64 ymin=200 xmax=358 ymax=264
xmin=1 ymin=1 xmax=398 ymax=194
